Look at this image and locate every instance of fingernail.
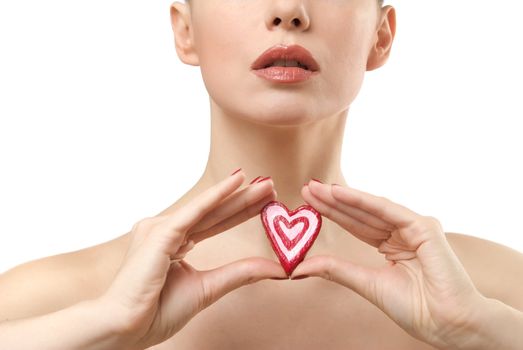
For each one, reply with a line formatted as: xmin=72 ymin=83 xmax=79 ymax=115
xmin=230 ymin=168 xmax=242 ymax=176
xmin=311 ymin=178 xmax=323 ymax=184
xmin=249 ymin=176 xmax=263 ymax=184
xmin=257 ymin=176 xmax=272 ymax=183
xmin=290 ymin=275 xmax=310 ymax=280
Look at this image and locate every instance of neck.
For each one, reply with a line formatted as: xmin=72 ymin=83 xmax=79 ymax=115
xmin=199 ymin=98 xmax=349 ymax=209
xmin=151 ymin=98 xmax=354 ymax=253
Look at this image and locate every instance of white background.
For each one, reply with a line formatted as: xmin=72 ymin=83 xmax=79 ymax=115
xmin=1 ymin=1 xmax=522 ymax=273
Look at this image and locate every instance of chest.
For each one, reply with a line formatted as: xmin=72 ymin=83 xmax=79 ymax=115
xmin=148 ymin=278 xmax=437 ymax=350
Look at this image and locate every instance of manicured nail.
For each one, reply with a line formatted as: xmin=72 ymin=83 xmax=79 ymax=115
xmin=257 ymin=176 xmax=272 ymax=183
xmin=311 ymin=178 xmax=323 ymax=184
xmin=290 ymin=275 xmax=310 ymax=280
xmin=249 ymin=176 xmax=263 ymax=185
xmin=230 ymin=168 xmax=242 ymax=176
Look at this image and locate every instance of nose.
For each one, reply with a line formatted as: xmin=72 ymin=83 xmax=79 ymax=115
xmin=266 ymin=1 xmax=311 ymax=31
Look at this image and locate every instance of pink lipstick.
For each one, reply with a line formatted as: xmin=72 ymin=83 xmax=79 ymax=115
xmin=251 ymin=44 xmax=320 ymax=84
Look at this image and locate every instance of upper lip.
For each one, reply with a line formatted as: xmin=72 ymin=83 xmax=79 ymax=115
xmin=251 ymin=44 xmax=320 ymax=72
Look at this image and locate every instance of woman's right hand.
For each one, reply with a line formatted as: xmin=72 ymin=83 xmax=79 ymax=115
xmin=101 ymin=169 xmax=286 ymax=349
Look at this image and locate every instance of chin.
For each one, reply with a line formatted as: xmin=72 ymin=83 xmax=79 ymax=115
xmin=211 ymin=91 xmax=332 ymax=126
xmin=248 ymin=107 xmax=318 ymax=127
xmin=247 ymin=96 xmax=321 ymax=126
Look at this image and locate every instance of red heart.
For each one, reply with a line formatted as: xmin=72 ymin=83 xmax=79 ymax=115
xmin=260 ymin=201 xmax=322 ymax=275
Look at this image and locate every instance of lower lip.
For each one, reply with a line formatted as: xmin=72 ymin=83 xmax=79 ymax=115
xmin=252 ymin=67 xmax=317 ymax=83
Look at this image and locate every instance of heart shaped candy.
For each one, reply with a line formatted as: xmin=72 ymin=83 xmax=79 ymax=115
xmin=260 ymin=201 xmax=322 ymax=275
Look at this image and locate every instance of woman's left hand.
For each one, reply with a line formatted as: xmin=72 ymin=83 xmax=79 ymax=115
xmin=293 ymin=180 xmax=485 ymax=349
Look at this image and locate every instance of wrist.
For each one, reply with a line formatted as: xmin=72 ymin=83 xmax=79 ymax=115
xmin=94 ymin=295 xmax=144 ymax=350
xmin=76 ymin=297 xmax=139 ymax=350
xmin=439 ymin=293 xmax=523 ymax=350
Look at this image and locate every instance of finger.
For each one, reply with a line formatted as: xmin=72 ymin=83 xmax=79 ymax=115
xmin=165 ymin=169 xmax=246 ymax=234
xmin=330 ymin=184 xmax=419 ymax=228
xmin=171 ymin=240 xmax=195 ymax=259
xmin=188 ymin=178 xmax=275 ymax=235
xmin=290 ymin=255 xmax=379 ymax=306
xmin=307 ymin=180 xmax=394 ymax=231
xmin=302 ymin=185 xmax=386 ymax=247
xmin=199 ymin=257 xmax=288 ymax=309
xmin=190 ymin=190 xmax=277 ymax=244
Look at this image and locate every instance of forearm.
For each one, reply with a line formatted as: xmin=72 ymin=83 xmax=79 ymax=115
xmin=0 ymin=298 xmax=135 ymax=350
xmin=443 ymin=295 xmax=523 ymax=350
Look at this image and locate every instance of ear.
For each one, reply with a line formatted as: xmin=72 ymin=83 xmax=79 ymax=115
xmin=170 ymin=1 xmax=199 ymax=66
xmin=366 ymin=6 xmax=396 ymax=71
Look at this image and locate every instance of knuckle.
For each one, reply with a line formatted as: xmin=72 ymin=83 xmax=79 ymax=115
xmin=406 ymin=216 xmax=443 ymax=242
xmin=321 ymin=256 xmax=337 ymax=281
xmin=410 ymin=217 xmax=428 ymax=233
xmin=239 ymin=260 xmax=257 ymax=284
xmin=422 ymin=215 xmax=443 ymax=230
xmin=131 ymin=216 xmax=155 ymax=232
xmin=373 ymin=196 xmax=389 ymax=217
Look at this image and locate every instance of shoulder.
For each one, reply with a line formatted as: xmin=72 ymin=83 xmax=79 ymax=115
xmin=0 ymin=234 xmax=128 ymax=322
xmin=445 ymin=232 xmax=523 ymax=311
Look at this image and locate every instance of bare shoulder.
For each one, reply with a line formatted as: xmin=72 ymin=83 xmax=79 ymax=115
xmin=0 ymin=234 xmax=129 ymax=322
xmin=445 ymin=232 xmax=523 ymax=311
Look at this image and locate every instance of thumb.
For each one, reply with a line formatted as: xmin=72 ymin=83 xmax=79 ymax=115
xmin=199 ymin=257 xmax=288 ymax=308
xmin=291 ymin=255 xmax=379 ymax=305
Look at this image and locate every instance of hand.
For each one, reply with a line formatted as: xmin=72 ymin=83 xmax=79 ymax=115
xmin=293 ymin=180 xmax=485 ymax=348
xmin=101 ymin=169 xmax=287 ymax=349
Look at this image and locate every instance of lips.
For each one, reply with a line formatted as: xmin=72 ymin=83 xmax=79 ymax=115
xmin=251 ymin=44 xmax=320 ymax=72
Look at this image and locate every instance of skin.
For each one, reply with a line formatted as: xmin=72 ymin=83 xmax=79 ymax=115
xmin=1 ymin=0 xmax=523 ymax=349
xmin=171 ymin=0 xmax=391 ymax=208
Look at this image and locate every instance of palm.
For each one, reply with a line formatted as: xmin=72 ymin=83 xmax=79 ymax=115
xmin=151 ymin=260 xmax=205 ymax=339
xmin=374 ymin=257 xmax=436 ymax=340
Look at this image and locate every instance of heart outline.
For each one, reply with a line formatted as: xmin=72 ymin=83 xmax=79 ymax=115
xmin=274 ymin=216 xmax=309 ymax=250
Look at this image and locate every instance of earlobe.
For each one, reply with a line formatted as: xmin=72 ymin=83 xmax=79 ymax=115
xmin=170 ymin=2 xmax=199 ymax=66
xmin=366 ymin=6 xmax=396 ymax=71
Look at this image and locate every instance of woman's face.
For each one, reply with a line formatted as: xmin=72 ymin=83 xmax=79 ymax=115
xmin=173 ymin=0 xmax=394 ymax=126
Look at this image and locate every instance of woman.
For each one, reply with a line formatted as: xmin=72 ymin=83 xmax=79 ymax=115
xmin=1 ymin=0 xmax=522 ymax=349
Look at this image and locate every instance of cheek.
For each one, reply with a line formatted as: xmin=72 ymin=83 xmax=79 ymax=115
xmin=193 ymin=13 xmax=253 ymax=106
xmin=320 ymin=19 xmax=372 ymax=108
xmin=193 ymin=7 xmax=372 ymax=122
xmin=196 ymin=21 xmax=241 ymax=87
xmin=196 ymin=27 xmax=274 ymax=123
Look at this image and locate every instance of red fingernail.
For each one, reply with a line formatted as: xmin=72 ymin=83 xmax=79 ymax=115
xmin=258 ymin=176 xmax=272 ymax=183
xmin=230 ymin=168 xmax=242 ymax=176
xmin=249 ymin=176 xmax=263 ymax=184
xmin=311 ymin=178 xmax=323 ymax=184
